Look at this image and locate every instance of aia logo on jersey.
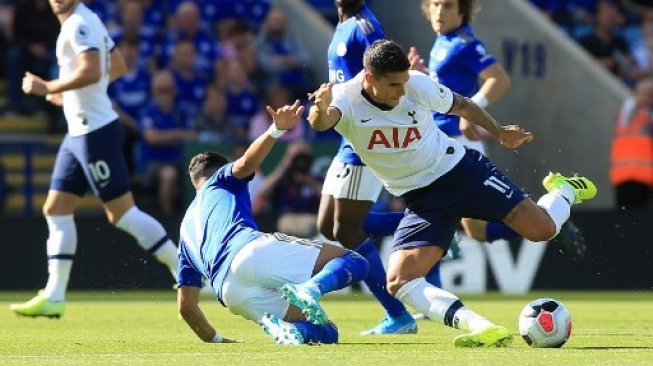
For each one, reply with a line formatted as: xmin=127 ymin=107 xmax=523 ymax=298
xmin=367 ymin=127 xmax=421 ymax=149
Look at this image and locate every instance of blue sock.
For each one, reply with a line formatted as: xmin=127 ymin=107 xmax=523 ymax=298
xmin=310 ymin=251 xmax=369 ymax=295
xmin=294 ymin=321 xmax=339 ymax=344
xmin=363 ymin=211 xmax=403 ymax=237
xmin=355 ymin=238 xmax=408 ymax=318
xmin=486 ymin=222 xmax=519 ymax=242
xmin=424 ymin=261 xmax=442 ymax=288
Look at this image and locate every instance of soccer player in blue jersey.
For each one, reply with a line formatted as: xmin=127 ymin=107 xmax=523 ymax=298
xmin=10 ymin=0 xmax=179 ymax=318
xmin=408 ymin=0 xmax=586 ymax=263
xmin=177 ymin=100 xmax=370 ymax=345
xmin=317 ymin=0 xmax=418 ymax=335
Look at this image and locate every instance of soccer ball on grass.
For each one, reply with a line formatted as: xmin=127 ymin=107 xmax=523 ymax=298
xmin=518 ymin=297 xmax=572 ymax=348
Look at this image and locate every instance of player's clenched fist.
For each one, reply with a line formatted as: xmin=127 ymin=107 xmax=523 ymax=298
xmin=22 ymin=72 xmax=49 ymax=96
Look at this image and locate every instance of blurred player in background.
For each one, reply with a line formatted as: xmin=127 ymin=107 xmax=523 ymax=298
xmin=177 ymin=101 xmax=369 ymax=345
xmin=307 ymin=39 xmax=597 ymax=347
xmin=317 ymin=0 xmax=418 ymax=335
xmin=10 ymin=0 xmax=178 ymax=318
xmin=408 ymin=0 xmax=587 ymax=270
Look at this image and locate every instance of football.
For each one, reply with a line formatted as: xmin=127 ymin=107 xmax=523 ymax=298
xmin=518 ymin=298 xmax=572 ymax=348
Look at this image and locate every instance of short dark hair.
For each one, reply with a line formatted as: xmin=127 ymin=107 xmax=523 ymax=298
xmin=363 ymin=40 xmax=411 ymax=78
xmin=336 ymin=0 xmax=364 ymax=14
xmin=421 ymin=0 xmax=477 ymax=24
xmin=188 ymin=152 xmax=229 ymax=186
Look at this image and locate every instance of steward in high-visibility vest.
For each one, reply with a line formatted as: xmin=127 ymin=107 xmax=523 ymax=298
xmin=610 ymin=96 xmax=653 ymax=187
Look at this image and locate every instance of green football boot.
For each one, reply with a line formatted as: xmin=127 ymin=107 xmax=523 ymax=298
xmin=453 ymin=325 xmax=513 ymax=348
xmin=10 ymin=292 xmax=64 ymax=319
xmin=542 ymin=172 xmax=597 ymax=205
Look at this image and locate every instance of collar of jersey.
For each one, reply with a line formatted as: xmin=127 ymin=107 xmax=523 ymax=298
xmin=360 ymin=89 xmax=394 ymax=111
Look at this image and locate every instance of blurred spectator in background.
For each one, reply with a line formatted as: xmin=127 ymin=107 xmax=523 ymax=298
xmin=249 ymin=85 xmax=305 ymax=142
xmin=83 ymin=0 xmax=116 ymax=30
xmin=220 ymin=20 xmax=257 ymax=76
xmin=158 ymin=1 xmax=222 ymax=80
xmin=579 ymin=0 xmax=641 ymax=84
xmin=626 ymin=6 xmax=653 ymax=73
xmin=108 ymin=37 xmax=151 ymax=176
xmin=141 ymin=0 xmax=166 ymax=36
xmin=223 ymin=59 xmax=260 ymax=132
xmin=169 ymin=39 xmax=209 ymax=123
xmin=257 ymin=141 xmax=322 ymax=237
xmin=4 ymin=0 xmax=58 ymax=117
xmin=256 ymin=8 xmax=312 ymax=98
xmin=111 ymin=0 xmax=157 ymax=69
xmin=610 ymin=77 xmax=653 ymax=209
xmin=139 ymin=70 xmax=196 ymax=215
xmin=167 ymin=0 xmax=224 ymax=34
xmin=195 ymin=85 xmax=246 ymax=142
xmin=530 ymin=0 xmax=597 ymax=38
xmin=215 ymin=0 xmax=271 ymax=39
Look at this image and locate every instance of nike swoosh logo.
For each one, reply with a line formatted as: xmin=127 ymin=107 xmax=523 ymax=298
xmin=360 ymin=118 xmax=372 ymax=123
xmin=98 ymin=180 xmax=111 ymax=188
xmin=506 ymin=190 xmax=513 ymax=199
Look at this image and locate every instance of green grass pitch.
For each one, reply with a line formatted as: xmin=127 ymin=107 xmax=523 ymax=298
xmin=1 ymin=291 xmax=651 ymax=365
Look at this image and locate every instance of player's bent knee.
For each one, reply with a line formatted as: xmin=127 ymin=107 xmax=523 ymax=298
xmin=386 ymin=273 xmax=419 ymax=297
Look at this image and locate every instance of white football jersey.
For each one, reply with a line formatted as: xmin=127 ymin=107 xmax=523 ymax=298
xmin=331 ymin=70 xmax=465 ymax=196
xmin=56 ymin=3 xmax=118 ymax=136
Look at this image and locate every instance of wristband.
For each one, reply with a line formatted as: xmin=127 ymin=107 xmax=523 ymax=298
xmin=267 ymin=123 xmax=286 ymax=139
xmin=211 ymin=332 xmax=223 ymax=343
xmin=471 ymin=93 xmax=489 ymax=108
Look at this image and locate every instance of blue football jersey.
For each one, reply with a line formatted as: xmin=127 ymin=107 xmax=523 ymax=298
xmin=429 ymin=24 xmax=496 ymax=137
xmin=327 ymin=4 xmax=384 ymax=165
xmin=177 ymin=163 xmax=263 ymax=303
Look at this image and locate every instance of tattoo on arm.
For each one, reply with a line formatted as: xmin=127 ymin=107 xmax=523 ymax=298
xmin=449 ymin=93 xmax=503 ymax=137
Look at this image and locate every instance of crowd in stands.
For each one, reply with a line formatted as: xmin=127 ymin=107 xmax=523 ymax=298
xmin=0 ymin=0 xmax=650 ymax=217
xmin=531 ymin=0 xmax=653 ymax=87
xmin=0 ymin=0 xmax=340 ymax=219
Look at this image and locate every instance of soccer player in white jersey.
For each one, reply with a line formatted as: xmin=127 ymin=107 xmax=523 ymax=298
xmin=305 ymin=40 xmax=597 ymax=347
xmin=10 ymin=0 xmax=179 ymax=318
xmin=177 ymin=101 xmax=369 ymax=345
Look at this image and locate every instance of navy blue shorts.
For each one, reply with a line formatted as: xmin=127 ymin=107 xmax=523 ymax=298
xmin=50 ymin=121 xmax=131 ymax=202
xmin=393 ymin=147 xmax=529 ymax=252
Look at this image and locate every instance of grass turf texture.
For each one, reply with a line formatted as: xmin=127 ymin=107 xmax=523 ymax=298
xmin=1 ymin=291 xmax=651 ymax=365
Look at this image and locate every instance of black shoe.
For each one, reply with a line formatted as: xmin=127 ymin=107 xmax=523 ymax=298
xmin=550 ymin=220 xmax=586 ymax=260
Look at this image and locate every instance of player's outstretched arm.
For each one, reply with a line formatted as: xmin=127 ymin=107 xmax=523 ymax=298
xmin=308 ymin=83 xmax=341 ymax=131
xmin=232 ymin=100 xmax=304 ymax=179
xmin=178 ymin=286 xmax=239 ymax=343
xmin=449 ymin=93 xmax=533 ymax=149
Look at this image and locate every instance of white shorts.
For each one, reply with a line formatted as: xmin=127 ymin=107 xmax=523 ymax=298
xmin=321 ymin=159 xmax=383 ymax=201
xmin=221 ymin=233 xmax=322 ymax=322
xmin=453 ymin=135 xmax=486 ymax=155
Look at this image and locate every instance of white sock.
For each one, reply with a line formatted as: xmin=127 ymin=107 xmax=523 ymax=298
xmin=115 ymin=206 xmax=178 ymax=279
xmin=42 ymin=215 xmax=77 ymax=301
xmin=395 ymin=277 xmax=493 ymax=332
xmin=537 ymin=193 xmax=571 ymax=236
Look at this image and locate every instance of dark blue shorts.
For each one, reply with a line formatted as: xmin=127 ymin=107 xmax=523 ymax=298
xmin=393 ymin=147 xmax=529 ymax=252
xmin=50 ymin=121 xmax=131 ymax=202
